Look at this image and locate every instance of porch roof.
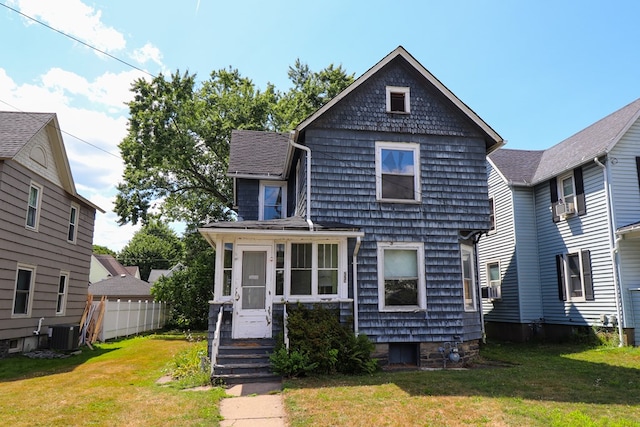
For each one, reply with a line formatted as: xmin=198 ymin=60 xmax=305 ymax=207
xmin=617 ymin=220 xmax=640 ymax=239
xmin=199 ymin=216 xmax=363 ymax=237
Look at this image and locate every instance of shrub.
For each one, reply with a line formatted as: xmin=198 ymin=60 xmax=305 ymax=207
xmin=269 ymin=347 xmax=318 ymax=377
xmin=275 ymin=304 xmax=378 ymax=376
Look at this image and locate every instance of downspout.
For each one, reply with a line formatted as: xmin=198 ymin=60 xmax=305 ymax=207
xmin=594 ymin=157 xmax=625 ymax=346
xmin=352 ymin=236 xmax=362 ymax=335
xmin=289 ymin=131 xmax=313 ymax=231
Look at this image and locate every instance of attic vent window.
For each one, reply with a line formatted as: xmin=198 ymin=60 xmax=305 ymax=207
xmin=386 ymin=86 xmax=410 ymax=113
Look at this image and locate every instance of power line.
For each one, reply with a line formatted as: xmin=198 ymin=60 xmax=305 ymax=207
xmin=0 ymin=2 xmax=156 ymax=79
xmin=0 ymin=98 xmax=122 ymax=160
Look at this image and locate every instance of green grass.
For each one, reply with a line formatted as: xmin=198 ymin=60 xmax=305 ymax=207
xmin=283 ymin=342 xmax=640 ymax=426
xmin=0 ymin=332 xmax=226 ymax=426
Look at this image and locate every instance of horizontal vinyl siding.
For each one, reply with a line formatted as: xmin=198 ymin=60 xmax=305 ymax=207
xmin=478 ymin=163 xmax=521 ymax=323
xmin=535 ymin=162 xmax=617 ymax=326
xmin=609 ymin=120 xmax=640 ymax=229
xmin=0 ymin=161 xmax=95 ymax=340
xmin=513 ymin=187 xmax=543 ymax=322
xmin=307 ymin=127 xmax=489 ymax=343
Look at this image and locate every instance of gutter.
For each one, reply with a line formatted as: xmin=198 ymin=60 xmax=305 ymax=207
xmin=352 ymin=236 xmax=362 ymax=335
xmin=594 ymin=157 xmax=625 ymax=346
xmin=288 ymin=130 xmax=313 ymax=231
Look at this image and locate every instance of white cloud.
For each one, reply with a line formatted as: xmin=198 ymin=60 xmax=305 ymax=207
xmin=11 ymin=0 xmax=126 ymax=53
xmin=131 ymin=43 xmax=164 ymax=68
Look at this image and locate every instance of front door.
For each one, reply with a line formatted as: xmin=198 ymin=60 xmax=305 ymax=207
xmin=232 ymin=245 xmax=273 ymax=339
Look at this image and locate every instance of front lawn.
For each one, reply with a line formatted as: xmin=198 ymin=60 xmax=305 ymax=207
xmin=0 ymin=333 xmax=225 ymax=426
xmin=283 ymin=342 xmax=640 ymax=426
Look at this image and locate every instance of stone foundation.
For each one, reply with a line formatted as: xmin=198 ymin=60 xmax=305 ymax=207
xmin=373 ymin=340 xmax=481 ymax=370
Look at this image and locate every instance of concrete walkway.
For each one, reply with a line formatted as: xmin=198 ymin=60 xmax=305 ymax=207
xmin=220 ymin=382 xmax=287 ymax=426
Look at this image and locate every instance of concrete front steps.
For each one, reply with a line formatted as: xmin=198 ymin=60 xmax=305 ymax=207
xmin=212 ymin=338 xmax=281 ymax=385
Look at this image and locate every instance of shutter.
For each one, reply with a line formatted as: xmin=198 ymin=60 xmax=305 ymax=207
xmin=636 ymin=157 xmax=640 ymax=192
xmin=574 ymin=167 xmax=586 ymax=215
xmin=550 ymin=177 xmax=559 ymax=223
xmin=582 ymin=250 xmax=594 ymax=300
xmin=556 ymin=254 xmax=566 ymax=301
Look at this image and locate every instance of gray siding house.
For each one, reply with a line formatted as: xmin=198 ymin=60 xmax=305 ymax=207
xmin=478 ymin=98 xmax=640 ymax=345
xmin=0 ymin=112 xmax=102 ymax=356
xmin=200 ymin=46 xmax=503 ymax=367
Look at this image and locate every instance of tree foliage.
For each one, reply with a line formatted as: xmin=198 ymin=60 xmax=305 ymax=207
xmin=92 ymin=244 xmax=116 ymax=256
xmin=151 ymin=231 xmax=214 ymax=329
xmin=117 ymin=220 xmax=183 ymax=281
xmin=115 ymin=62 xmax=353 ymax=227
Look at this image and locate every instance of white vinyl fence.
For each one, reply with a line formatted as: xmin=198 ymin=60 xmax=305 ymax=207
xmin=91 ymin=299 xmax=169 ymax=341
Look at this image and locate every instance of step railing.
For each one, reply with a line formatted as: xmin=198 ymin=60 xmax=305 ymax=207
xmin=210 ymin=305 xmax=224 ymax=375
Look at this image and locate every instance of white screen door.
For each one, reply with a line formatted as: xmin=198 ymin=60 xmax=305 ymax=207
xmin=232 ymin=246 xmax=273 ymax=339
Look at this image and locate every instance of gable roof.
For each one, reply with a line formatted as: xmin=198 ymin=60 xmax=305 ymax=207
xmin=89 ymin=275 xmax=152 ymax=298
xmin=295 ymin=46 xmax=504 ymax=154
xmin=93 ymin=254 xmax=131 ymax=277
xmin=227 ymin=130 xmax=290 ymax=178
xmin=0 ymin=111 xmax=104 ymax=212
xmin=490 ymin=98 xmax=640 ymax=186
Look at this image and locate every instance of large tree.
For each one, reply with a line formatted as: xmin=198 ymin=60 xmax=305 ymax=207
xmin=117 ymin=220 xmax=183 ymax=281
xmin=115 ymin=62 xmax=353 ymax=227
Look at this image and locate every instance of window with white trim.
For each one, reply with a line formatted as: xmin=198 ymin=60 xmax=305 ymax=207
xmin=488 ymin=197 xmax=496 ymax=233
xmin=377 ymin=242 xmax=426 ymax=311
xmin=461 ymin=244 xmax=477 ymax=311
xmin=56 ymin=272 xmax=69 ymax=314
xmin=67 ymin=204 xmax=79 ymax=243
xmin=483 ymin=261 xmax=502 ymax=300
xmin=13 ymin=265 xmax=36 ymax=316
xmin=386 ymin=86 xmax=410 ymax=113
xmin=26 ymin=182 xmax=42 ymax=230
xmin=375 ymin=142 xmax=420 ymax=202
xmin=259 ymin=182 xmax=287 ymax=220
xmin=556 ymin=250 xmax=594 ymax=302
xmin=557 ymin=172 xmax=576 ymax=216
xmin=222 ymin=243 xmax=233 ymax=297
xmin=289 ymin=242 xmax=340 ymax=297
xmin=275 ymin=243 xmax=285 ymax=296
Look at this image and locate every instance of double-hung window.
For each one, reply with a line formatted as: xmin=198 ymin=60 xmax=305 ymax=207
xmin=484 ymin=261 xmax=502 ymax=300
xmin=56 ymin=272 xmax=69 ymax=315
xmin=259 ymin=182 xmax=287 ymax=220
xmin=377 ymin=242 xmax=426 ymax=311
xmin=13 ymin=265 xmax=36 ymax=317
xmin=556 ymin=250 xmax=594 ymax=301
xmin=461 ymin=244 xmax=477 ymax=311
xmin=222 ymin=243 xmax=233 ymax=297
xmin=26 ymin=182 xmax=42 ymax=230
xmin=375 ymin=142 xmax=420 ymax=202
xmin=290 ymin=242 xmax=340 ymax=297
xmin=558 ymin=172 xmax=576 ymax=214
xmin=68 ymin=204 xmax=79 ymax=243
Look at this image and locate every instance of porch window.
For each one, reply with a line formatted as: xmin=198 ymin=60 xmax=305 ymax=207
xmin=222 ymin=243 xmax=233 ymax=296
xmin=291 ymin=243 xmax=312 ymax=295
xmin=375 ymin=142 xmax=420 ymax=202
xmin=461 ymin=244 xmax=476 ymax=312
xmin=290 ymin=242 xmax=340 ymax=297
xmin=275 ymin=243 xmax=285 ymax=296
xmin=377 ymin=242 xmax=426 ymax=311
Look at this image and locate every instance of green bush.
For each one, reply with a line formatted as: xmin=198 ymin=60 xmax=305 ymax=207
xmin=269 ymin=347 xmax=318 ymax=377
xmin=163 ymin=340 xmax=211 ymax=388
xmin=275 ymin=304 xmax=378 ymax=376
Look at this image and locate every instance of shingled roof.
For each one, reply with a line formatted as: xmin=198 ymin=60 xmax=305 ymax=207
xmin=0 ymin=111 xmax=55 ymax=158
xmin=89 ymin=275 xmax=152 ymax=298
xmin=490 ymin=98 xmax=640 ymax=185
xmin=227 ymin=130 xmax=290 ymax=178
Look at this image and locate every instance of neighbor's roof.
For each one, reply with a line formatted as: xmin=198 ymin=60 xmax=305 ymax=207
xmin=296 ymin=45 xmax=504 ymax=154
xmin=0 ymin=111 xmax=55 ymax=158
xmin=89 ymin=274 xmax=152 ymax=297
xmin=227 ymin=130 xmax=290 ymax=178
xmin=0 ymin=111 xmax=104 ymax=212
xmin=490 ymin=98 xmax=640 ymax=186
xmin=93 ymin=254 xmax=131 ymax=277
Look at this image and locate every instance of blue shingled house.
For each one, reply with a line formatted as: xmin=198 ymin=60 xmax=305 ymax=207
xmin=200 ymin=46 xmax=503 ymax=376
xmin=477 ymin=98 xmax=640 ymax=346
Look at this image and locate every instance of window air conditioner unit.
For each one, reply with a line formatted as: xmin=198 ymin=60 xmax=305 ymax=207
xmin=555 ymin=202 xmax=575 ymax=217
xmin=481 ymin=285 xmax=502 ymax=300
xmin=50 ymin=324 xmax=80 ymax=351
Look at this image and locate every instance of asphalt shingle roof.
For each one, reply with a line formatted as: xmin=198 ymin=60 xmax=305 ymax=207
xmin=490 ymin=98 xmax=640 ymax=185
xmin=89 ymin=275 xmax=152 ymax=297
xmin=0 ymin=111 xmax=55 ymax=158
xmin=227 ymin=130 xmax=290 ymax=178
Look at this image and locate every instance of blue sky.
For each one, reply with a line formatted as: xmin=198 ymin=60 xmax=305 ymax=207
xmin=2 ymin=0 xmax=640 ymax=250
